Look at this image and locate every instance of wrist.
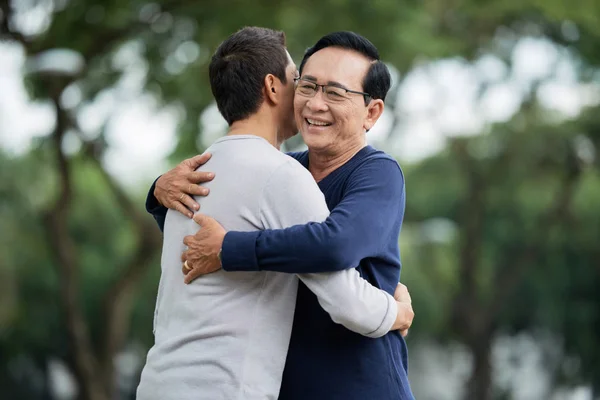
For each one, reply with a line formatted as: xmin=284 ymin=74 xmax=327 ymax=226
xmin=154 ymin=192 xmax=163 ymax=206
xmin=147 ymin=176 xmax=165 ymax=209
xmin=220 ymin=231 xmax=260 ymax=272
xmin=153 ymin=179 xmax=164 ymax=206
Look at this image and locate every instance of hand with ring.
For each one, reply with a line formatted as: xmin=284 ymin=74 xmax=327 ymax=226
xmin=154 ymin=152 xmax=216 ymax=218
xmin=180 ymin=214 xmax=226 ymax=284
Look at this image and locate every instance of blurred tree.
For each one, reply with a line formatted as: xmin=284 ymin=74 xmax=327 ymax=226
xmin=402 ymin=102 xmax=600 ymax=399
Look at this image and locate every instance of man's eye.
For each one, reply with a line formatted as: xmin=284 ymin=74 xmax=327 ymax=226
xmin=299 ymin=84 xmax=315 ymax=90
xmin=326 ymin=89 xmax=344 ymax=97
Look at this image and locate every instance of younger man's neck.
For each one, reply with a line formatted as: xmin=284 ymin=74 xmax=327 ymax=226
xmin=228 ymin=116 xmax=281 ymax=150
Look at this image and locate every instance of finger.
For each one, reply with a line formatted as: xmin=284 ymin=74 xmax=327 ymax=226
xmin=181 ymin=251 xmax=187 ymax=262
xmin=174 ymin=203 xmax=194 ymax=219
xmin=187 ymin=184 xmax=210 ymax=197
xmin=183 ymin=180 xmax=211 ymax=197
xmin=184 ymin=268 xmax=202 ymax=284
xmin=179 ymin=193 xmax=200 ymax=212
xmin=187 ymin=171 xmax=215 ymax=184
xmin=167 ymin=188 xmax=182 ymax=205
xmin=183 ymin=235 xmax=195 ymax=246
xmin=397 ymin=302 xmax=414 ymax=328
xmin=402 ymin=288 xmax=412 ymax=303
xmin=192 ymin=213 xmax=208 ymax=226
xmin=393 ymin=283 xmax=405 ymax=300
xmin=185 ymin=152 xmax=212 ymax=170
xmin=400 ymin=329 xmax=409 ymax=337
xmin=394 ymin=283 xmax=411 ymax=303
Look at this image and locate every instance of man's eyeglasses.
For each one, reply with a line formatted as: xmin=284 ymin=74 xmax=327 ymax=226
xmin=294 ymin=78 xmax=371 ymax=103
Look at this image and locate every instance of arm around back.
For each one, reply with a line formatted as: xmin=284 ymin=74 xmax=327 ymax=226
xmin=258 ymin=158 xmax=398 ymax=337
xmin=222 ymin=156 xmax=405 ymax=274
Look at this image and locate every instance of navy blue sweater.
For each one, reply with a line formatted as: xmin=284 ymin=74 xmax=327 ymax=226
xmin=146 ymin=145 xmax=414 ymax=399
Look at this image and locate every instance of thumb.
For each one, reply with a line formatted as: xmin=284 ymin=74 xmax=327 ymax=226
xmin=186 ymin=152 xmax=212 ymax=170
xmin=192 ymin=213 xmax=208 ymax=226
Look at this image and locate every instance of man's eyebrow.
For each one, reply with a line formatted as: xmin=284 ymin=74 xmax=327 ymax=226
xmin=326 ymin=81 xmax=349 ymax=90
xmin=301 ymin=75 xmax=350 ymax=89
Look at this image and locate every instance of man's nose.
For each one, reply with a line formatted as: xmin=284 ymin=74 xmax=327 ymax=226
xmin=306 ymin=89 xmax=328 ymax=112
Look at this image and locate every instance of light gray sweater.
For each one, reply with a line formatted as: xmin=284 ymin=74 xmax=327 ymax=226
xmin=136 ymin=135 xmax=397 ymax=400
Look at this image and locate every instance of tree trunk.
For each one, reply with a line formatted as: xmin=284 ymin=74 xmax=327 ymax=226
xmin=46 ymin=95 xmax=109 ymax=400
xmin=451 ymin=140 xmax=494 ymax=400
xmin=466 ymin=332 xmax=493 ymax=400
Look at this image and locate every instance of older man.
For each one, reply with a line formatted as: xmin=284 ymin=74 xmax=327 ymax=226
xmin=147 ymin=32 xmax=414 ymax=399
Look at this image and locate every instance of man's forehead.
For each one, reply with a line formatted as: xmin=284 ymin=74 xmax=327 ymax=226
xmin=301 ymin=47 xmax=371 ymax=83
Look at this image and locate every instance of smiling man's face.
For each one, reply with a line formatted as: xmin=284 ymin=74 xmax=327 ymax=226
xmin=293 ymin=46 xmax=374 ymax=155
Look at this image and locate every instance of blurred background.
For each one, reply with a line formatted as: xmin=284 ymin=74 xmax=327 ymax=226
xmin=1 ymin=0 xmax=599 ymax=399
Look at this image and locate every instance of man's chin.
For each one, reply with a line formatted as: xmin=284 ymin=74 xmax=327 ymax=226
xmin=300 ymin=134 xmax=331 ymax=152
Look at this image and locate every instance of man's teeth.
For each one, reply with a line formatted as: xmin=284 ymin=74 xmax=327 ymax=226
xmin=307 ymin=119 xmax=330 ymax=126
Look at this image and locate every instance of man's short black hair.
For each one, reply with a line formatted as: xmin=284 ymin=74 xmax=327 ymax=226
xmin=209 ymin=27 xmax=289 ymax=125
xmin=299 ymin=31 xmax=391 ymax=105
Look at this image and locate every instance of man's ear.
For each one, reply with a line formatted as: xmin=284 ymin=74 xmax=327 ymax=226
xmin=264 ymin=74 xmax=280 ymax=105
xmin=364 ymin=99 xmax=384 ymax=131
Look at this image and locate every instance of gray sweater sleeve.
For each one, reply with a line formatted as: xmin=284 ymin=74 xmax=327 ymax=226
xmin=259 ymin=159 xmax=397 ymax=338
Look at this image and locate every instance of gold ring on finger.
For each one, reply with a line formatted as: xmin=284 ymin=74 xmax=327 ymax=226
xmin=184 ymin=260 xmax=192 ymax=271
xmin=179 ymin=193 xmax=185 ymax=201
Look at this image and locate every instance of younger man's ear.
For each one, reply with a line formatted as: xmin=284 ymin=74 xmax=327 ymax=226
xmin=264 ymin=74 xmax=280 ymax=105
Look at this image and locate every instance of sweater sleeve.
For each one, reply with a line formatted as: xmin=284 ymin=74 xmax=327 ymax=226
xmin=256 ymin=159 xmax=397 ymax=337
xmin=145 ymin=177 xmax=168 ymax=232
xmin=221 ymin=156 xmax=405 ymax=274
